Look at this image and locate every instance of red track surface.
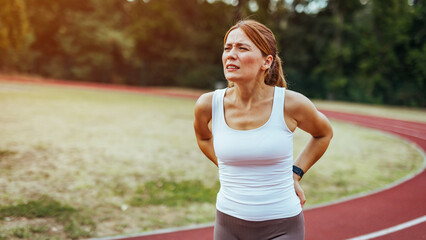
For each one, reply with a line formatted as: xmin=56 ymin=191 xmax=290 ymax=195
xmin=1 ymin=76 xmax=425 ymax=240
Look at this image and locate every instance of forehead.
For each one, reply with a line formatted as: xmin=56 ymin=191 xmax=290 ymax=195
xmin=225 ymin=28 xmax=254 ymax=46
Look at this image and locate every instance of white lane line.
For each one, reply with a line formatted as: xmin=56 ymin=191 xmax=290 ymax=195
xmin=347 ymin=215 xmax=426 ymax=240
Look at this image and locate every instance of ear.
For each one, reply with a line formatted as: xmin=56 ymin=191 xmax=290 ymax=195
xmin=261 ymin=55 xmax=273 ymax=71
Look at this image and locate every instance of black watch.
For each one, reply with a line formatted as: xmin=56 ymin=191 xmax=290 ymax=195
xmin=292 ymin=165 xmax=305 ymax=179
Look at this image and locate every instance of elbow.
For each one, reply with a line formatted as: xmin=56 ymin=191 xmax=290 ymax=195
xmin=317 ymin=112 xmax=333 ymax=142
xmin=315 ymin=123 xmax=333 ymax=143
xmin=328 ymin=124 xmax=334 ymax=139
xmin=325 ymin=124 xmax=333 ymax=144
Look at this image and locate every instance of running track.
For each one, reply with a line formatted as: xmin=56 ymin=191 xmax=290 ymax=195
xmin=1 ymin=76 xmax=425 ymax=240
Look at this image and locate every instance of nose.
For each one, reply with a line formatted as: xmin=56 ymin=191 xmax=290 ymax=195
xmin=224 ymin=48 xmax=237 ymax=61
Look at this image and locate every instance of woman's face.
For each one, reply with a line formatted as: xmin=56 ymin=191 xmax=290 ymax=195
xmin=222 ymin=28 xmax=268 ymax=84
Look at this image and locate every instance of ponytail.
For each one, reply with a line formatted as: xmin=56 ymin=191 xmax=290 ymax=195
xmin=264 ymin=55 xmax=286 ymax=88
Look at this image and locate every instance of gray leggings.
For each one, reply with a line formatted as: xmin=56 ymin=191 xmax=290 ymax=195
xmin=214 ymin=210 xmax=305 ymax=240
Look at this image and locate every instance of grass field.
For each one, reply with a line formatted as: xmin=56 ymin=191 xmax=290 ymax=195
xmin=0 ymin=80 xmax=424 ymax=239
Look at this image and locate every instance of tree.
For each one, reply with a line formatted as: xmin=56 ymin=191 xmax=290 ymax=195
xmin=126 ymin=0 xmax=233 ymax=88
xmin=0 ymin=0 xmax=32 ymax=71
xmin=354 ymin=0 xmax=424 ymax=106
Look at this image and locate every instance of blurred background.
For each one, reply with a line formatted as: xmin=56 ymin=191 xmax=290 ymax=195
xmin=1 ymin=1 xmax=425 ymax=239
xmin=1 ymin=0 xmax=424 ymax=106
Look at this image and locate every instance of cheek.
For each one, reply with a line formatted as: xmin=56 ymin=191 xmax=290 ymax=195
xmin=241 ymin=54 xmax=262 ymax=68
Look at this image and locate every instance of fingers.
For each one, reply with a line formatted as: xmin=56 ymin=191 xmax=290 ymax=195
xmin=296 ymin=188 xmax=306 ymax=207
xmin=299 ymin=190 xmax=306 ymax=208
xmin=294 ymin=181 xmax=306 ymax=208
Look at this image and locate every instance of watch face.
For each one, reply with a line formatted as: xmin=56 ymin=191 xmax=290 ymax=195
xmin=293 ymin=166 xmax=304 ymax=177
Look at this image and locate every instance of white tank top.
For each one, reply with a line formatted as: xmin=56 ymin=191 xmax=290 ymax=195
xmin=212 ymin=86 xmax=302 ymax=221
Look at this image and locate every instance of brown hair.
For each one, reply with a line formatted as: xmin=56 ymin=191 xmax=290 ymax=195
xmin=223 ymin=20 xmax=287 ymax=88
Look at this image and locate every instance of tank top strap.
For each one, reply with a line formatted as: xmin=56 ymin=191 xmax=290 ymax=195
xmin=212 ymin=88 xmax=227 ymax=134
xmin=270 ymin=86 xmax=286 ymax=126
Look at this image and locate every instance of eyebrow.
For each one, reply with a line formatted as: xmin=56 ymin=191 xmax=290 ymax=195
xmin=224 ymin=43 xmax=252 ymax=48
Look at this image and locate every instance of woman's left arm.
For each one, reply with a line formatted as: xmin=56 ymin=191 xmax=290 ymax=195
xmin=285 ymin=90 xmax=333 ymax=206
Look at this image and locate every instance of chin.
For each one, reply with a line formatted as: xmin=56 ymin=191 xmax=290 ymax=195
xmin=224 ymin=74 xmax=241 ymax=83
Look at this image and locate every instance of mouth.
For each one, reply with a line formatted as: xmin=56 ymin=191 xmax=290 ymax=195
xmin=225 ymin=64 xmax=240 ymax=71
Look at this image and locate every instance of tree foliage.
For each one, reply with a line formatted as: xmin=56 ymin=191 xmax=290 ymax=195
xmin=1 ymin=0 xmax=424 ymax=106
xmin=0 ymin=0 xmax=32 ymax=70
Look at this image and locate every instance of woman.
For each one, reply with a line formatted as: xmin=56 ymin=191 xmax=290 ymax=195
xmin=194 ymin=20 xmax=333 ymax=240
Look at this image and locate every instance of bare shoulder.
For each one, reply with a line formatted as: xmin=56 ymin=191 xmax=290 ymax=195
xmin=285 ymin=90 xmax=317 ymax=119
xmin=285 ymin=89 xmax=332 ymax=136
xmin=194 ymin=91 xmax=214 ymax=118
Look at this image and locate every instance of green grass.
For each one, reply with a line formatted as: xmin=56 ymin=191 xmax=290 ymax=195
xmin=0 ymin=196 xmax=95 ymax=239
xmin=8 ymin=226 xmax=50 ymax=239
xmin=130 ymin=179 xmax=220 ymax=207
xmin=0 ymin=197 xmax=76 ymax=218
xmin=0 ymin=80 xmax=424 ymax=238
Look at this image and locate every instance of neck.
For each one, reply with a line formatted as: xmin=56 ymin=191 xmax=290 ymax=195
xmin=231 ymin=80 xmax=273 ymax=107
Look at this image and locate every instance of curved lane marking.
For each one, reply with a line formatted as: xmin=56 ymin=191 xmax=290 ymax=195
xmin=346 ymin=215 xmax=426 ymax=240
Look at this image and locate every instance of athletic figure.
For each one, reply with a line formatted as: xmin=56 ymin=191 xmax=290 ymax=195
xmin=194 ymin=20 xmax=333 ymax=240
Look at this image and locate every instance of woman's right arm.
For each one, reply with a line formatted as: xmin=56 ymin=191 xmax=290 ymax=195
xmin=194 ymin=92 xmax=218 ymax=167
